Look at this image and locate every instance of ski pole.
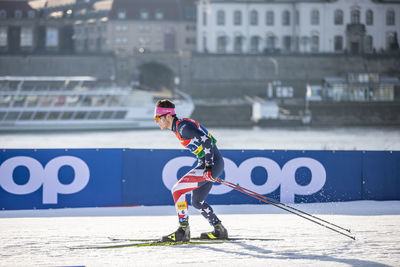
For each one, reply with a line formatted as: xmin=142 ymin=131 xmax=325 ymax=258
xmin=214 ymin=178 xmax=356 ymax=240
xmin=215 ymin=177 xmax=351 ymax=233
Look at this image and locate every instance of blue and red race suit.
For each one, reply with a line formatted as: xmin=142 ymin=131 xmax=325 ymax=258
xmin=170 ymin=117 xmax=224 ymax=225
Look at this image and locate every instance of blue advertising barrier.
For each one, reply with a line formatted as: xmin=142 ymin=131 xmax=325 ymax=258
xmin=0 ymin=149 xmax=122 ymax=210
xmin=0 ymin=149 xmax=399 ymax=210
xmin=122 ymin=149 xmax=364 ymax=206
xmin=362 ymin=151 xmax=400 ymax=200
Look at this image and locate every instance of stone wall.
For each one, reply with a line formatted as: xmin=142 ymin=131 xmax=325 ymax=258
xmin=187 ymin=54 xmax=400 ymax=98
xmin=1 ymin=54 xmax=399 ymax=98
xmin=0 ymin=55 xmax=114 ymax=80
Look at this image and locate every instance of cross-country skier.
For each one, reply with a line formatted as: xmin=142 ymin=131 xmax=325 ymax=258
xmin=154 ymin=99 xmax=228 ymax=242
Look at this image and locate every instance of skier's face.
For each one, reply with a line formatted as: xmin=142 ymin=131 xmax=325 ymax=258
xmin=155 ymin=114 xmax=171 ymax=130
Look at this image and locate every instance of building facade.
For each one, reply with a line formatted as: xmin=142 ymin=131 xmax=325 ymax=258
xmin=73 ymin=0 xmax=197 ymax=54
xmin=0 ymin=0 xmax=96 ymax=54
xmin=102 ymin=0 xmax=196 ymax=54
xmin=197 ymin=0 xmax=400 ymax=54
xmin=0 ymin=0 xmax=39 ymax=53
xmin=0 ymin=0 xmax=197 ymax=54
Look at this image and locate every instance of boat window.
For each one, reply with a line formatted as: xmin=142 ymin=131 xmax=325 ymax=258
xmin=88 ymin=111 xmax=100 ymax=119
xmin=26 ymin=95 xmax=38 ymax=106
xmin=33 ymin=112 xmax=47 ymax=120
xmin=48 ymin=112 xmax=60 ymax=120
xmin=74 ymin=112 xmax=87 ymax=120
xmin=61 ymin=112 xmax=74 ymax=120
xmin=5 ymin=112 xmax=19 ymax=120
xmin=0 ymin=95 xmax=11 ymax=107
xmin=20 ymin=112 xmax=34 ymax=120
xmin=101 ymin=111 xmax=113 ymax=119
xmin=114 ymin=111 xmax=127 ymax=119
xmin=12 ymin=96 xmax=25 ymax=107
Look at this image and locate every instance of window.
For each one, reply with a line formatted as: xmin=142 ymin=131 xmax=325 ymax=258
xmin=184 ymin=6 xmax=196 ymax=20
xmin=116 ymin=37 xmax=128 ymax=44
xmin=266 ymin=34 xmax=277 ymax=49
xmin=14 ymin=10 xmax=22 ymax=19
xmin=234 ymin=10 xmax=242 ymax=25
xmin=295 ymin=10 xmax=300 ymax=25
xmin=117 ymin=9 xmax=126 ymax=19
xmin=365 ymin=35 xmax=373 ymax=53
xmin=282 ymin=10 xmax=290 ymax=26
xmin=386 ymin=31 xmax=396 ymax=50
xmin=250 ymin=10 xmax=258 ymax=26
xmin=20 ymin=27 xmax=33 ymax=47
xmin=283 ymin=35 xmax=291 ymax=51
xmin=266 ymin=11 xmax=274 ymax=26
xmin=311 ymin=10 xmax=319 ymax=25
xmin=46 ymin=27 xmax=59 ymax=47
xmin=27 ymin=10 xmax=35 ymax=19
xmin=334 ymin=9 xmax=343 ymax=25
xmin=0 ymin=9 xmax=6 ymax=19
xmin=351 ymin=9 xmax=360 ymax=24
xmin=155 ymin=9 xmax=164 ymax=20
xmin=203 ymin=35 xmax=207 ymax=52
xmin=116 ymin=25 xmax=128 ymax=32
xmin=366 ymin=10 xmax=373 ymax=25
xmin=217 ymin=35 xmax=227 ymax=53
xmin=300 ymin=36 xmax=309 ymax=50
xmin=386 ymin=9 xmax=395 ymax=26
xmin=186 ymin=25 xmax=195 ymax=31
xmin=185 ymin=37 xmax=195 ymax=45
xmin=334 ymin=35 xmax=343 ymax=51
xmin=311 ymin=35 xmax=319 ymax=52
xmin=234 ymin=35 xmax=243 ymax=53
xmin=202 ymin=11 xmax=207 ymax=26
xmin=250 ymin=36 xmax=260 ymax=53
xmin=0 ymin=27 xmax=7 ymax=46
xmin=140 ymin=9 xmax=149 ymax=19
xmin=217 ymin=10 xmax=225 ymax=25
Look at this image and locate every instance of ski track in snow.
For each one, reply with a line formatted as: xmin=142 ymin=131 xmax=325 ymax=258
xmin=1 ymin=201 xmax=400 ymax=266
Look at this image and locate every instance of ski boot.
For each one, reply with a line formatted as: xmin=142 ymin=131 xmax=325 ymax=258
xmin=200 ymin=223 xmax=228 ymax=240
xmin=161 ymin=221 xmax=190 ymax=242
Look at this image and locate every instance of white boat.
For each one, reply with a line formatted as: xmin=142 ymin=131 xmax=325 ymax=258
xmin=0 ymin=76 xmax=194 ymax=131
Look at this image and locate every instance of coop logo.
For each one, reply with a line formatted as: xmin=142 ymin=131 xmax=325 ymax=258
xmin=0 ymin=156 xmax=90 ymax=204
xmin=162 ymin=157 xmax=326 ymax=203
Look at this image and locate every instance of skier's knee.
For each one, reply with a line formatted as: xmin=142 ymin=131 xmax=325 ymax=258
xmin=191 ymin=197 xmax=203 ymax=210
xmin=192 ymin=200 xmax=202 ymax=210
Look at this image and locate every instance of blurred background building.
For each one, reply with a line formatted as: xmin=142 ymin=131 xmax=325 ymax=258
xmin=0 ymin=0 xmax=399 ymax=128
xmin=197 ymin=0 xmax=400 ymax=54
xmin=0 ymin=0 xmax=197 ymax=54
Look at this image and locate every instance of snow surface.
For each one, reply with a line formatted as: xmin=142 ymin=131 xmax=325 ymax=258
xmin=1 ymin=128 xmax=400 ymax=266
xmin=1 ymin=201 xmax=400 ymax=267
xmin=1 ymin=126 xmax=400 ymax=150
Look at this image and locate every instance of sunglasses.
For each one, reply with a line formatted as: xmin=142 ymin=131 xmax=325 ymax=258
xmin=154 ymin=114 xmax=168 ymax=122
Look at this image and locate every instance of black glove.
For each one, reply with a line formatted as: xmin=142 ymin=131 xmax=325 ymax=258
xmin=203 ymin=164 xmax=214 ymax=182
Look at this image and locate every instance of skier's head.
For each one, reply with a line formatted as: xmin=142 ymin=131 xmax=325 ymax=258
xmin=155 ymin=99 xmax=176 ymax=130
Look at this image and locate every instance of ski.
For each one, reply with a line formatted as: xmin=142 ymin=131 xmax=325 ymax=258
xmin=68 ymin=236 xmax=283 ymax=250
xmin=108 ymin=237 xmax=282 ymax=242
xmin=69 ymin=240 xmax=225 ymax=249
